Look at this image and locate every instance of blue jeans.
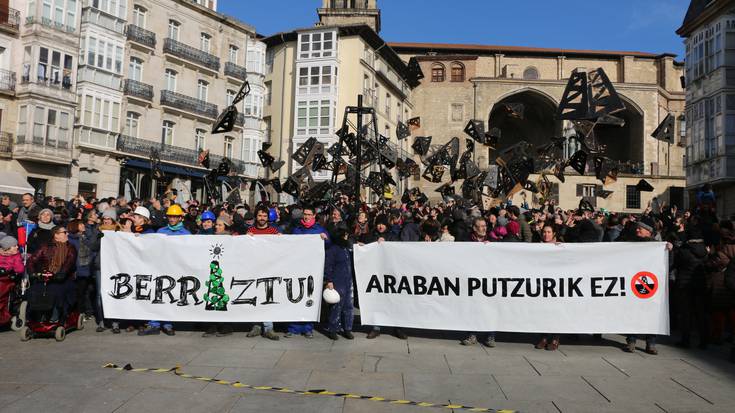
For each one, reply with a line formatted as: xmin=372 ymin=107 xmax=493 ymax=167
xmin=148 ymin=320 xmax=172 ymax=330
xmin=627 ymin=335 xmax=656 ymax=346
xmin=287 ymin=322 xmax=313 ymax=334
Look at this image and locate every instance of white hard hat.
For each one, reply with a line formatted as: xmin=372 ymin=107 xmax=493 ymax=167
xmin=322 ymin=288 xmax=340 ymax=304
xmin=133 ymin=206 xmax=150 ymax=220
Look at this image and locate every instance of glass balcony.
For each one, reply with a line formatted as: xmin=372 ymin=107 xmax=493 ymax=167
xmin=224 ymin=62 xmax=247 ymax=81
xmin=0 ymin=7 xmax=20 ymax=33
xmin=123 ymin=79 xmax=153 ymax=101
xmin=163 ymin=38 xmax=220 ymax=72
xmin=14 ymin=134 xmax=73 ymax=164
xmin=126 ymin=24 xmax=156 ymax=48
xmin=25 ymin=16 xmax=76 ymax=33
xmin=81 ymin=6 xmax=125 ymax=34
xmin=160 ymin=90 xmax=218 ymax=119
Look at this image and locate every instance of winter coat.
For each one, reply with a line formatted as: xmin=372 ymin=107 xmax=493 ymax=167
xmin=604 ymin=226 xmax=622 ymax=242
xmin=28 ymin=242 xmax=77 ymax=279
xmin=400 ymin=221 xmax=420 ymax=242
xmin=674 ymin=240 xmax=708 ymax=289
xmin=324 ymin=244 xmax=353 ymax=287
xmin=518 ymin=218 xmax=533 ymax=243
xmin=0 ymin=253 xmax=24 ymax=274
xmin=27 ymin=226 xmax=53 ymax=254
xmin=157 ymin=226 xmax=191 ymax=236
xmin=706 ymin=236 xmax=735 ymax=309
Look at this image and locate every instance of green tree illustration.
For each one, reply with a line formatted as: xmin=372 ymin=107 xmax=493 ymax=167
xmin=204 ymin=261 xmax=229 ymax=311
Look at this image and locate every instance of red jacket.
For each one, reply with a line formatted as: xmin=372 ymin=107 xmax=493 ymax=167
xmin=0 ymin=253 xmax=24 ymax=274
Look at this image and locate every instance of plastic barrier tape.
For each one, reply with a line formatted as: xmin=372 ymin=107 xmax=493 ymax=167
xmin=103 ymin=363 xmax=516 ymax=412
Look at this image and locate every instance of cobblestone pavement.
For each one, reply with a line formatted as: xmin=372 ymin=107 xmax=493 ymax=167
xmin=1 ymin=324 xmax=734 ymax=413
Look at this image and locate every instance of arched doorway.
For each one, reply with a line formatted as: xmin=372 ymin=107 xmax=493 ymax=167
xmin=594 ymin=95 xmax=644 ymax=168
xmin=488 ymin=89 xmax=563 ymax=154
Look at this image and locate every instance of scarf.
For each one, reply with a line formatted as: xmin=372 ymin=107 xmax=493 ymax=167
xmin=354 ymin=222 xmax=368 ymax=235
xmin=300 ymin=218 xmax=316 ymax=229
xmin=168 ymin=222 xmax=185 ymax=231
xmin=38 ymin=221 xmax=55 ymax=230
xmin=49 ymin=241 xmax=68 ymax=274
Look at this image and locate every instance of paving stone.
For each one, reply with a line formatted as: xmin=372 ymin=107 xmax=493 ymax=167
xmin=205 ymin=367 xmax=313 ymax=393
xmin=306 ymin=369 xmax=405 ymax=400
xmin=188 ymin=348 xmax=284 ymax=368
xmin=443 ymin=353 xmax=537 ymax=376
xmin=226 ymin=391 xmax=343 ymax=413
xmin=583 ymin=376 xmax=715 ymax=409
xmin=493 ymin=375 xmax=607 ymax=403
xmin=114 ymin=387 xmax=240 ymax=413
xmin=362 ymin=352 xmax=451 ymax=374
xmin=274 ymin=350 xmax=363 ymax=370
xmin=0 ymin=383 xmax=44 ymax=405
xmin=1 ymin=384 xmax=142 ymax=413
xmin=402 ymin=372 xmax=505 ymax=407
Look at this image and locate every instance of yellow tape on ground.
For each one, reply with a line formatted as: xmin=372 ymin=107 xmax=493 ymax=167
xmin=102 ymin=363 xmax=514 ymax=413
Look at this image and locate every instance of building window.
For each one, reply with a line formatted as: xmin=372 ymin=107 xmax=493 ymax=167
xmin=244 ymin=92 xmax=264 ymax=118
xmin=33 ymin=107 xmax=45 ymax=142
xmin=265 ymin=82 xmax=272 ymax=106
xmin=17 ymin=106 xmax=27 ymax=138
xmin=297 ymin=64 xmax=336 ymax=94
xmin=385 ymin=93 xmax=391 ymax=116
xmin=132 ymin=4 xmax=146 ymax=28
xmin=226 ymin=89 xmax=236 ymax=106
xmin=397 ymin=101 xmax=403 ymax=123
xmin=224 ymin=136 xmax=234 ymax=158
xmin=431 ymin=63 xmax=445 ymax=82
xmin=247 ymin=46 xmax=266 ymax=74
xmin=580 ymin=184 xmax=596 ymax=198
xmin=195 ymin=129 xmax=206 ymax=151
xmin=84 ymin=36 xmax=123 ymax=74
xmin=46 ymin=109 xmax=57 ymax=143
xmin=229 ymin=45 xmax=238 ymax=63
xmin=266 ymin=49 xmax=274 ymax=73
xmin=243 ymin=136 xmax=253 ymax=163
xmin=296 ymin=99 xmax=332 ymax=135
xmin=161 ymin=120 xmax=175 ymax=145
xmin=451 ymin=103 xmax=463 ymax=122
xmin=129 ymin=57 xmax=143 ymax=81
xmin=168 ymin=20 xmax=180 ymax=41
xmin=164 ymin=69 xmax=177 ymax=91
xmin=523 ymin=67 xmax=539 ymax=80
xmin=450 ymin=62 xmax=465 ymax=82
xmin=298 ymin=31 xmax=335 ymax=59
xmin=125 ymin=112 xmax=140 ymax=137
xmin=200 ymin=33 xmax=211 ymax=53
xmin=82 ymin=94 xmax=120 ymax=131
xmin=626 ymin=185 xmax=641 ymax=209
xmin=197 ymin=79 xmax=208 ymax=102
xmin=59 ymin=112 xmax=70 ymax=142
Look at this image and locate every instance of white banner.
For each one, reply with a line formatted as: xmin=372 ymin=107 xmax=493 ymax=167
xmin=354 ymin=242 xmax=669 ymax=335
xmin=101 ymin=232 xmax=324 ymax=322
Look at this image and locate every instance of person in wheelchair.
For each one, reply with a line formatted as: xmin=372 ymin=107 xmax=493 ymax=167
xmin=26 ymin=226 xmax=77 ymax=323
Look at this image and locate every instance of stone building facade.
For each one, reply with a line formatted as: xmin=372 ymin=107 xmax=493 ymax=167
xmin=391 ymin=43 xmax=687 ymax=212
xmin=678 ymin=0 xmax=735 ymax=218
xmin=0 ymin=0 xmax=265 ymax=202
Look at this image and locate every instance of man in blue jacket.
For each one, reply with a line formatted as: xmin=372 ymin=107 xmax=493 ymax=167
xmin=286 ymin=205 xmax=329 ymax=338
xmin=139 ymin=204 xmax=190 ymax=336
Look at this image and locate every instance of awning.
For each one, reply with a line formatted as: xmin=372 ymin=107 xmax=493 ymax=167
xmin=0 ymin=171 xmax=35 ymax=195
xmin=122 ymin=158 xmax=207 ymax=179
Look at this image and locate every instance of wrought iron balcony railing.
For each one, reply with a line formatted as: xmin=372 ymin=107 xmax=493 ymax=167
xmin=117 ymin=134 xmax=250 ymax=174
xmin=224 ymin=62 xmax=247 ymax=81
xmin=0 ymin=7 xmax=20 ymax=32
xmin=163 ymin=38 xmax=220 ymax=72
xmin=0 ymin=132 xmax=12 ymax=156
xmin=0 ymin=69 xmax=15 ymax=92
xmin=123 ymin=79 xmax=153 ymax=101
xmin=160 ymin=90 xmax=218 ymax=119
xmin=20 ymin=75 xmax=74 ymax=91
xmin=126 ymin=24 xmax=156 ymax=48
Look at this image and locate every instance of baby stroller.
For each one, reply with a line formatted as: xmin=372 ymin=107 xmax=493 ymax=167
xmin=0 ymin=268 xmax=26 ymax=330
xmin=20 ymin=272 xmax=83 ymax=342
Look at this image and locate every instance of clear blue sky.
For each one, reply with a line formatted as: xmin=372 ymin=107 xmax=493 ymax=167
xmin=220 ymin=0 xmax=690 ymax=57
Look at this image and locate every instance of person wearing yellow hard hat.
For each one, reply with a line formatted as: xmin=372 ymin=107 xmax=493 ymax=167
xmin=139 ymin=204 xmax=190 ymax=337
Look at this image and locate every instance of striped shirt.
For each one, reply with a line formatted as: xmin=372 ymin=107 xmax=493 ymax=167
xmin=246 ymin=225 xmax=280 ymax=235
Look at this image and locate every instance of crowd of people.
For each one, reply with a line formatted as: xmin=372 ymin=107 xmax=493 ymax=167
xmin=0 ymin=187 xmax=734 ymax=362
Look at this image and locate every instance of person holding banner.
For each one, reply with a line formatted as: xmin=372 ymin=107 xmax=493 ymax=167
xmin=535 ymin=224 xmax=562 ymax=351
xmin=139 ymin=205 xmax=189 ymax=336
xmin=286 ymin=206 xmax=328 ymax=339
xmin=461 ymin=216 xmax=497 ymax=348
xmin=623 ymin=216 xmax=659 ymax=355
xmin=324 ymin=227 xmax=354 ymax=340
xmin=245 ymin=205 xmax=281 ymax=341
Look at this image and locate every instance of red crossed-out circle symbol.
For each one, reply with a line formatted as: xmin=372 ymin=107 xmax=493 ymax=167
xmin=631 ymin=271 xmax=659 ymax=299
